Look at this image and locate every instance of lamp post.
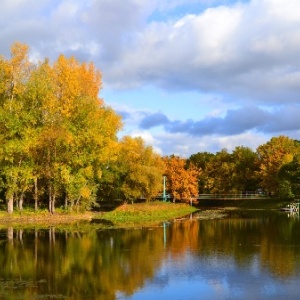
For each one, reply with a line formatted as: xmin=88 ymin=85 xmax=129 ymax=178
xmin=163 ymin=175 xmax=166 ymax=202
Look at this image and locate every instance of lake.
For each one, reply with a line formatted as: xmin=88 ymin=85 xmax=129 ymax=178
xmin=1 ymin=209 xmax=300 ymax=300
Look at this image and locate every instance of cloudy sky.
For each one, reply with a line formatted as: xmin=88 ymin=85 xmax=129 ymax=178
xmin=1 ymin=0 xmax=300 ymax=157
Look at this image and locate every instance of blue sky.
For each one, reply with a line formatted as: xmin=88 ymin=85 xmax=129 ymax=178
xmin=1 ymin=0 xmax=300 ymax=157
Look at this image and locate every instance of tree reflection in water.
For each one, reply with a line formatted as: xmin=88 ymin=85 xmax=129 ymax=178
xmin=0 ymin=211 xmax=300 ymax=299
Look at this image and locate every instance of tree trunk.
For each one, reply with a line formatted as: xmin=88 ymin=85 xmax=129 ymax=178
xmin=64 ymin=194 xmax=68 ymax=210
xmin=7 ymin=194 xmax=14 ymax=214
xmin=70 ymin=200 xmax=74 ymax=211
xmin=75 ymin=195 xmax=81 ymax=213
xmin=18 ymin=193 xmax=24 ymax=211
xmin=51 ymin=192 xmax=56 ymax=214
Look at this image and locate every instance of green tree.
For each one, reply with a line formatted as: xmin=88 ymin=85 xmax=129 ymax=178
xmin=203 ymin=149 xmax=235 ymax=194
xmin=278 ymin=154 xmax=300 ymax=198
xmin=116 ymin=136 xmax=164 ymax=203
xmin=0 ymin=42 xmax=35 ymax=213
xmin=231 ymin=146 xmax=260 ymax=193
xmin=187 ymin=151 xmax=214 ymax=194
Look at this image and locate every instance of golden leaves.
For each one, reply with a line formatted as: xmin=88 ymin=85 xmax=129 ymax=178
xmin=0 ymin=42 xmax=121 ymax=211
xmin=257 ymin=136 xmax=300 ymax=194
xmin=163 ymin=156 xmax=200 ymax=201
xmin=117 ymin=136 xmax=165 ymax=201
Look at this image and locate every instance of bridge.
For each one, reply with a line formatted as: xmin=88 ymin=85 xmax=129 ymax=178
xmin=197 ymin=193 xmax=268 ymax=200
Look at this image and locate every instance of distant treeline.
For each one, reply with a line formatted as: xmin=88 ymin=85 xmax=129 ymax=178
xmin=187 ymin=136 xmax=300 ymax=199
xmin=0 ymin=43 xmax=299 ymax=214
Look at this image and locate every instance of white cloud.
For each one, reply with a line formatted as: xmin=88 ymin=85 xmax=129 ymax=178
xmin=3 ymin=0 xmax=300 ymax=105
xmin=131 ymin=130 xmax=163 ymax=155
xmin=148 ymin=131 xmax=269 ymax=157
xmin=103 ymin=0 xmax=300 ymax=106
xmin=2 ymin=0 xmax=300 ymax=156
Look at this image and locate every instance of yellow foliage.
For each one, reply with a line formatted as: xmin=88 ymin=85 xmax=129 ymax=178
xmin=80 ymin=186 xmax=91 ymax=199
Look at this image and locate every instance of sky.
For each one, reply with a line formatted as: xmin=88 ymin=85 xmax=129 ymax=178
xmin=1 ymin=0 xmax=300 ymax=157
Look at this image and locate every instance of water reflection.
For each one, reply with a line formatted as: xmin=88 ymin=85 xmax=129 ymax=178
xmin=1 ymin=211 xmax=300 ymax=299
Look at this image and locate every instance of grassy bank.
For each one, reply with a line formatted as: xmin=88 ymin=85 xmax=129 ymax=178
xmin=0 ymin=198 xmax=289 ymax=229
xmin=100 ymin=201 xmax=197 ymax=225
xmin=0 ymin=209 xmax=95 ymax=229
xmin=0 ymin=202 xmax=197 ymax=229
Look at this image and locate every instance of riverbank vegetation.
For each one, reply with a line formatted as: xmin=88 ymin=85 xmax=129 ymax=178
xmin=0 ymin=198 xmax=291 ymax=230
xmin=100 ymin=202 xmax=197 ymax=224
xmin=1 ymin=42 xmax=300 ymax=215
xmin=0 ymin=202 xmax=197 ymax=229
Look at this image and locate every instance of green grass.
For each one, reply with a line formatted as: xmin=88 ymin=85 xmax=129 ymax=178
xmin=0 ymin=201 xmax=197 ymax=229
xmin=0 ymin=198 xmax=290 ymax=230
xmin=100 ymin=201 xmax=197 ymax=224
xmin=0 ymin=207 xmax=95 ymax=230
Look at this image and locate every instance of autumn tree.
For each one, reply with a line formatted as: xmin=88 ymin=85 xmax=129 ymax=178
xmin=0 ymin=42 xmax=36 ymax=213
xmin=0 ymin=42 xmax=122 ymax=213
xmin=31 ymin=55 xmax=121 ymax=212
xmin=256 ymin=136 xmax=300 ymax=196
xmin=163 ymin=155 xmax=199 ymax=202
xmin=113 ymin=136 xmax=165 ymax=203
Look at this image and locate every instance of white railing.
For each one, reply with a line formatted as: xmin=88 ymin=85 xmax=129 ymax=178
xmin=197 ymin=193 xmax=267 ymax=200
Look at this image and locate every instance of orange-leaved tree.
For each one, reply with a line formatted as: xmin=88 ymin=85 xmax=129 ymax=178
xmin=163 ymin=155 xmax=200 ymax=202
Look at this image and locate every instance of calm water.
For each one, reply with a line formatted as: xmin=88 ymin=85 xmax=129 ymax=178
xmin=1 ymin=210 xmax=300 ymax=300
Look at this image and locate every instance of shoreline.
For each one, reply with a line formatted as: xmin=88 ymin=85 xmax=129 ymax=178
xmin=0 ymin=211 xmax=95 ymax=227
xmin=0 ymin=198 xmax=289 ymax=229
xmin=0 ymin=202 xmax=197 ymax=228
xmin=0 ymin=208 xmax=238 ymax=228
